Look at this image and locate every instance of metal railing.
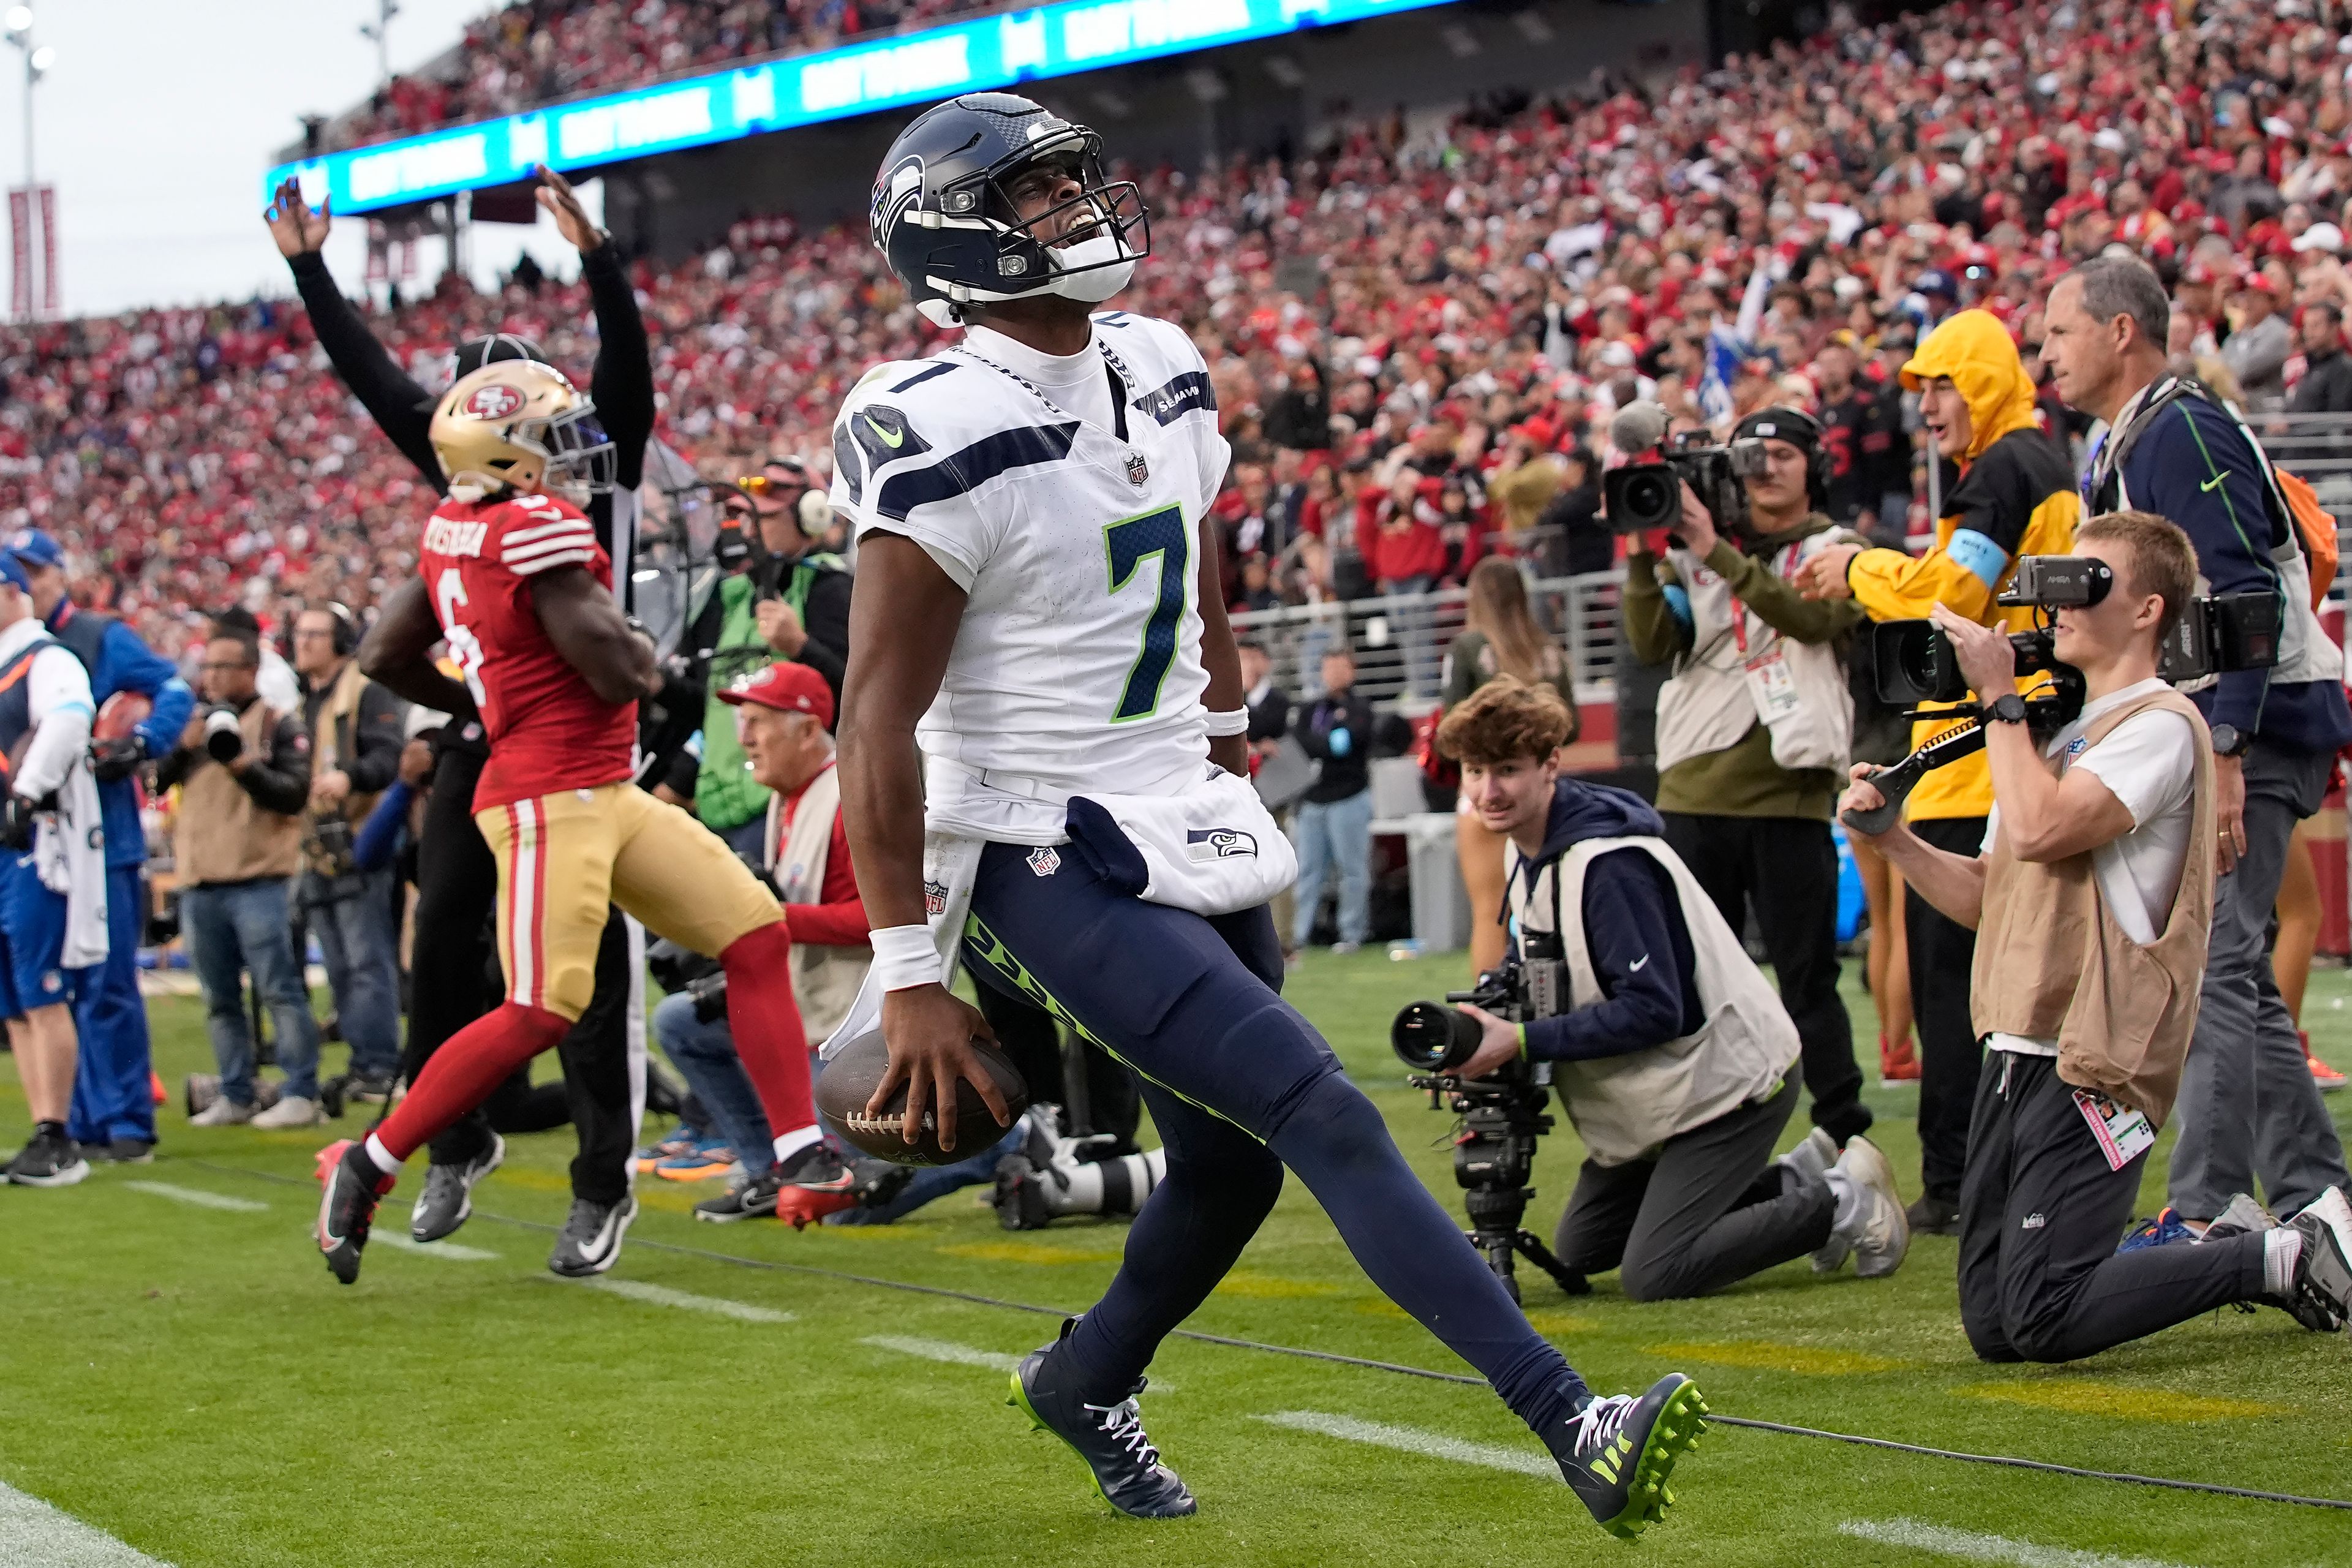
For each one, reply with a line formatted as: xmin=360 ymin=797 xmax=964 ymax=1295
xmin=1229 ymin=573 xmax=1623 ymax=710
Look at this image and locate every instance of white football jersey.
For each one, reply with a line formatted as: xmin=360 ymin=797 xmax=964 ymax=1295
xmin=830 ymin=311 xmax=1231 ymax=842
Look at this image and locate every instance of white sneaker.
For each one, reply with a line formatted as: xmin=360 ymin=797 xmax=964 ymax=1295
xmin=251 ymin=1096 xmax=323 ymax=1129
xmin=1834 ymin=1135 xmax=1911 ymax=1280
xmin=187 ymin=1097 xmax=255 ymax=1128
xmin=1776 ymin=1127 xmax=1838 ymax=1188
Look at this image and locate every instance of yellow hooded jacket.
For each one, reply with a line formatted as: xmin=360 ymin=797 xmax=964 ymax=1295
xmin=1847 ymin=311 xmax=2081 ymax=821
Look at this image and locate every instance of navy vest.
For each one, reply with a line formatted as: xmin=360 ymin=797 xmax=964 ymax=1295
xmin=0 ymin=636 xmax=61 ymax=771
xmin=48 ymin=606 xmax=111 ymax=690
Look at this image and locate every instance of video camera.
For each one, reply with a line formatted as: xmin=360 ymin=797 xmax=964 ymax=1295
xmin=1844 ymin=556 xmax=2280 ymax=833
xmin=1391 ymin=936 xmax=1588 ymax=1302
xmin=1602 ymin=431 xmax=1769 ymax=537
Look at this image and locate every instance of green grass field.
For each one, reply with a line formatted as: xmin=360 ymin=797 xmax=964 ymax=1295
xmin=4 ymin=951 xmax=2351 ymax=1567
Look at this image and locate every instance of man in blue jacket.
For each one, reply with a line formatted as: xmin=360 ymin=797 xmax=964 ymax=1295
xmin=12 ymin=531 xmax=194 ymax=1161
xmin=2043 ymin=257 xmax=2352 ymax=1227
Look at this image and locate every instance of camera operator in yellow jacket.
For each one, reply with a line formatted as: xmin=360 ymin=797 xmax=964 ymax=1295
xmin=1796 ymin=307 xmax=2079 ymax=1235
xmin=1798 ymin=309 xmax=2082 ymax=820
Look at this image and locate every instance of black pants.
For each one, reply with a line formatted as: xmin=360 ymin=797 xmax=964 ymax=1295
xmin=1661 ymin=813 xmax=1870 ymax=1142
xmin=1552 ymin=1077 xmax=1836 ymax=1300
xmin=1958 ymin=1051 xmax=2266 ymax=1362
xmin=400 ymin=745 xmax=638 ymax=1204
xmin=1908 ymin=815 xmax=1986 ymax=1203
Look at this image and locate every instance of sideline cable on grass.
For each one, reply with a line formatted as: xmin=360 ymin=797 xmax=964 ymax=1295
xmin=190 ymin=1158 xmax=2352 ymax=1513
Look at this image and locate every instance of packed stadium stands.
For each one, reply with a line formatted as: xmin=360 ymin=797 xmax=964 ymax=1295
xmin=6 ymin=0 xmax=2352 ymax=661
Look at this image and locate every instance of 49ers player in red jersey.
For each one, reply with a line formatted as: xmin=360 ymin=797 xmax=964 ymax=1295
xmin=315 ymin=361 xmax=854 ymax=1284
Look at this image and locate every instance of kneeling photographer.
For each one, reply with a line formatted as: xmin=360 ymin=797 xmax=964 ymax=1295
xmin=1430 ymin=678 xmax=1909 ymax=1302
xmin=1840 ymin=514 xmax=2352 ymax=1361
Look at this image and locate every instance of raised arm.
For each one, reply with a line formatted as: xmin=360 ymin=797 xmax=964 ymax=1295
xmin=544 ymin=165 xmax=655 ymax=491
xmin=837 ymin=532 xmax=1007 ymax=1153
xmin=267 ymin=178 xmax=445 ymax=489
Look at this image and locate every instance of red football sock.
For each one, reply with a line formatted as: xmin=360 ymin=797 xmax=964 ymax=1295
xmin=718 ymin=922 xmax=815 ymax=1138
xmin=372 ymin=1002 xmax=571 ymax=1163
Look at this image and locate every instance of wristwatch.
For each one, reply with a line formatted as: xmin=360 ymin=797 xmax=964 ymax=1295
xmin=1985 ymin=693 xmax=2029 ymax=726
xmin=2210 ymin=723 xmax=2252 ymax=758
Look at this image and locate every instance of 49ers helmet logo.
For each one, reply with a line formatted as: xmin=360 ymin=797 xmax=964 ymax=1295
xmin=463 ymin=383 xmax=524 ymax=420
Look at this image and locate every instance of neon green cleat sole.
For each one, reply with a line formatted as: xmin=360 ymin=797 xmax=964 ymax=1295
xmin=1596 ymin=1379 xmax=1709 ymax=1540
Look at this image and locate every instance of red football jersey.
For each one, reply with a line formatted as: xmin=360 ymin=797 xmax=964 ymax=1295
xmin=419 ymin=491 xmax=636 ymax=811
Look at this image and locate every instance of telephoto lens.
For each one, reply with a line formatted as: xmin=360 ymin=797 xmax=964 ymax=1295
xmin=1391 ymin=1000 xmax=1483 ymax=1072
xmin=202 ymin=707 xmax=244 ymax=764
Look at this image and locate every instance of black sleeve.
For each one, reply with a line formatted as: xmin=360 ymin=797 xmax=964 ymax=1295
xmin=342 ymin=683 xmax=408 ymax=794
xmin=792 ymin=567 xmax=852 ymax=705
xmin=1247 ymin=688 xmax=1289 ymax=742
xmin=288 ymin=251 xmax=446 ymax=492
xmin=153 ymin=745 xmax=198 ymax=792
xmin=238 ymin=714 xmax=314 ymax=816
xmin=582 ymin=244 xmax=654 ymax=490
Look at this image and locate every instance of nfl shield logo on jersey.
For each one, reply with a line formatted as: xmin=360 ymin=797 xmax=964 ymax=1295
xmin=1027 ymin=846 xmax=1061 ymax=878
xmin=1125 ymin=453 xmax=1149 ymax=488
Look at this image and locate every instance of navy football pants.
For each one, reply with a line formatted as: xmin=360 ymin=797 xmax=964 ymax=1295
xmin=962 ymin=841 xmax=1589 ymax=1436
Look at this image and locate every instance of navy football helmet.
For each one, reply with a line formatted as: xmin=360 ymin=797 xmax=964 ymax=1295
xmin=870 ymin=92 xmax=1148 ymax=327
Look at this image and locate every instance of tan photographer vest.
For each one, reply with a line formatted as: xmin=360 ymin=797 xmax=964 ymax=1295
xmin=1510 ymin=834 xmax=1800 ymax=1166
xmin=1970 ymin=685 xmax=2215 ymax=1128
xmin=763 ymin=761 xmax=868 ymax=1042
xmin=1653 ymin=526 xmax=1858 ymax=778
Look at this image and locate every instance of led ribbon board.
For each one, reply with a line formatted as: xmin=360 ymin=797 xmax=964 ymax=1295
xmin=266 ymin=0 xmax=1463 ymax=215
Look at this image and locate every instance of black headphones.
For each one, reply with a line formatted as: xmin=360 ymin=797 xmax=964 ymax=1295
xmin=1735 ymin=407 xmax=1832 ymax=510
xmin=321 ymin=601 xmax=358 ymax=658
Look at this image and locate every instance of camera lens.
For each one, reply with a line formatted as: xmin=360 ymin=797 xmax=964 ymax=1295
xmin=202 ymin=709 xmax=243 ymax=764
xmin=1617 ymin=469 xmax=1677 ymax=530
xmin=1391 ymin=1000 xmax=1484 ymax=1072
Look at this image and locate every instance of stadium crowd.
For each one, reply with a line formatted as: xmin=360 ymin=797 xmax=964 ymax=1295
xmin=12 ymin=0 xmax=2352 ymax=663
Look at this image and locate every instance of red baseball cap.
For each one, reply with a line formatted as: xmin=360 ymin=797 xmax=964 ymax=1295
xmin=720 ymin=660 xmax=834 ymax=729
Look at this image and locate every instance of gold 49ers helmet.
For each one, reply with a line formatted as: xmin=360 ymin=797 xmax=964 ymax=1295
xmin=430 ymin=360 xmax=616 ymax=501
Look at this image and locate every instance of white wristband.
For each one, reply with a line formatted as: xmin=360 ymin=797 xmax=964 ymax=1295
xmin=1204 ymin=707 xmax=1250 ymax=737
xmin=869 ymin=924 xmax=942 ymax=992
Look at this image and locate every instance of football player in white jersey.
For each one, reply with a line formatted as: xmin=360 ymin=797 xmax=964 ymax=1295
xmin=832 ymin=92 xmax=1704 ymax=1536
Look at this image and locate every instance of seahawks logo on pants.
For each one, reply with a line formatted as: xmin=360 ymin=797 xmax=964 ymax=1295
xmin=1185 ymin=827 xmax=1257 ymax=862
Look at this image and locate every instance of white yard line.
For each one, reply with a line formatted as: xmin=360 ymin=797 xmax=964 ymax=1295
xmin=862 ymin=1335 xmax=1018 ymax=1372
xmin=372 ymin=1232 xmax=500 ymax=1261
xmin=1838 ymin=1518 xmax=2199 ymax=1568
xmin=1253 ymin=1412 xmax=1553 ymax=1477
xmin=568 ymin=1277 xmax=794 ymax=1324
xmin=0 ymin=1480 xmax=172 ymax=1568
xmin=120 ymin=1182 xmax=266 ymax=1214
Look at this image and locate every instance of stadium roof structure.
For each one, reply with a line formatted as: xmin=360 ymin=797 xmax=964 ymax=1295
xmin=265 ymin=0 xmax=1468 ymax=217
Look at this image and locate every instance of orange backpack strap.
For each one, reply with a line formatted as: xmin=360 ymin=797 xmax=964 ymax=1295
xmin=2272 ymin=466 xmax=2338 ymax=610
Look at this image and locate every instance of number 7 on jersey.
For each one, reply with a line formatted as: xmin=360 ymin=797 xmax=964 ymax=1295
xmin=1104 ymin=505 xmax=1191 ymax=723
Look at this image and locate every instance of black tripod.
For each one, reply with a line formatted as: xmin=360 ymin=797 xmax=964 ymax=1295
xmin=1417 ymin=1077 xmax=1589 ymax=1303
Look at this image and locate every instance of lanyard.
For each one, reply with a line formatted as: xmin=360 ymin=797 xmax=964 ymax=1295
xmin=1724 ymin=539 xmax=1801 ymax=658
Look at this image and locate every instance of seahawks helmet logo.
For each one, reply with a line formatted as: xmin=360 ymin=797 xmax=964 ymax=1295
xmin=1185 ymin=827 xmax=1258 ymax=862
xmin=873 ymin=154 xmax=925 ymax=244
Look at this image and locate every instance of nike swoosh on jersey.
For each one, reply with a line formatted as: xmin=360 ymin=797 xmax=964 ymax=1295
xmin=1629 ymin=954 xmax=1650 ymax=973
xmin=2199 ymin=470 xmax=2231 ymax=492
xmin=865 ymin=415 xmax=905 ymax=449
